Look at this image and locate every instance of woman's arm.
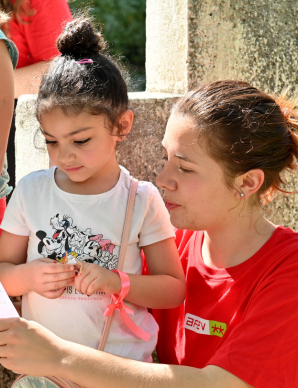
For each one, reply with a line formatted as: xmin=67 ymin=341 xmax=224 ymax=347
xmin=14 ymin=61 xmax=50 ymax=98
xmin=0 ymin=40 xmax=14 ymax=172
xmin=74 ymin=237 xmax=186 ymax=308
xmin=0 ymin=318 xmax=252 ymax=388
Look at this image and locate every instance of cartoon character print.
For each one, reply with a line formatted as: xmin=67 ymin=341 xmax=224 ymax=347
xmin=36 ymin=214 xmax=118 ymax=270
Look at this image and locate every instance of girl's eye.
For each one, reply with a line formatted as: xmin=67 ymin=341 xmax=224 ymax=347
xmin=74 ymin=138 xmax=90 ymax=145
xmin=162 ymin=156 xmax=168 ymax=162
xmin=45 ymin=140 xmax=57 ymax=146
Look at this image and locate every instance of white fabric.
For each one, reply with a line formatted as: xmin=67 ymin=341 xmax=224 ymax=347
xmin=1 ymin=166 xmax=175 ymax=361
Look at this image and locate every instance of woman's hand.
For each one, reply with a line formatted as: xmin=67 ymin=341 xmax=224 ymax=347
xmin=24 ymin=258 xmax=76 ymax=299
xmin=0 ymin=318 xmax=67 ymax=376
xmin=74 ymin=262 xmax=121 ymax=296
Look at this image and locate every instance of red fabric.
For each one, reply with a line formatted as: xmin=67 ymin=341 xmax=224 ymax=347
xmin=0 ymin=197 xmax=6 ymax=236
xmin=8 ymin=0 xmax=72 ymax=68
xmin=153 ymin=227 xmax=298 ymax=388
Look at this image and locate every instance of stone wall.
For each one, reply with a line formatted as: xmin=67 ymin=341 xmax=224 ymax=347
xmin=187 ymin=0 xmax=298 ymax=93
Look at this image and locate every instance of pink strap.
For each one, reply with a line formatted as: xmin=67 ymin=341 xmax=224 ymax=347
xmin=103 ymin=270 xmax=150 ymax=342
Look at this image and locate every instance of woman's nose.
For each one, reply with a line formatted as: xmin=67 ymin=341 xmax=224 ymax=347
xmin=156 ymin=163 xmax=177 ymax=191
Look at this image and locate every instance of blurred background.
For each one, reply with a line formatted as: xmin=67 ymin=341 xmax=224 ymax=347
xmin=69 ymin=0 xmax=146 ymax=91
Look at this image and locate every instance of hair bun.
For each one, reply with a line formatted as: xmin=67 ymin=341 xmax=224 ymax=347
xmin=57 ymin=17 xmax=106 ymax=57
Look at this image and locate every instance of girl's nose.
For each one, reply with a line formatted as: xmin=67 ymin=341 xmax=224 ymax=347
xmin=156 ymin=164 xmax=177 ymax=191
xmin=58 ymin=145 xmax=75 ymax=164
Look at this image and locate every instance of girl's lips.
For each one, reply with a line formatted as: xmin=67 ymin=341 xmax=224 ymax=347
xmin=65 ymin=166 xmax=82 ymax=172
xmin=165 ymin=201 xmax=181 ymax=211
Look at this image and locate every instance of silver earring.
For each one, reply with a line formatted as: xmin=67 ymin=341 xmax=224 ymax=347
xmin=240 ymin=192 xmax=244 ymax=197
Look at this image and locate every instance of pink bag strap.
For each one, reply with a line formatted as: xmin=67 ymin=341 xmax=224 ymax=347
xmin=98 ymin=178 xmax=138 ymax=351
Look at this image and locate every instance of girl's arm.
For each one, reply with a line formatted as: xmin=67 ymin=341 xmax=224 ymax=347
xmin=0 ymin=40 xmax=14 ymax=173
xmin=74 ymin=237 xmax=186 ymax=308
xmin=0 ymin=318 xmax=252 ymax=388
xmin=0 ymin=230 xmax=76 ymax=297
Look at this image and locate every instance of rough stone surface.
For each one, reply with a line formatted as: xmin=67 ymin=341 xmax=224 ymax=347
xmin=15 ymin=94 xmax=49 ymax=185
xmin=188 ymin=0 xmax=298 ymax=93
xmin=146 ymin=0 xmax=188 ymax=94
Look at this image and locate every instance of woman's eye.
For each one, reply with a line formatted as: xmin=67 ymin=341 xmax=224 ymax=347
xmin=74 ymin=138 xmax=90 ymax=145
xmin=162 ymin=156 xmax=168 ymax=162
xmin=178 ymin=167 xmax=193 ymax=173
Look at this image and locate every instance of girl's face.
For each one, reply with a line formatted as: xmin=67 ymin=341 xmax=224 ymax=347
xmin=156 ymin=114 xmax=240 ymax=231
xmin=40 ymin=109 xmax=121 ymax=183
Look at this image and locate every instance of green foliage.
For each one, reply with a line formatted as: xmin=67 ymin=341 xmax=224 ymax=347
xmin=69 ymin=0 xmax=146 ymax=91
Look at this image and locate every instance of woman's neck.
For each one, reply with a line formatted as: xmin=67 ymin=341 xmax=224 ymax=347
xmin=201 ymin=209 xmax=276 ymax=269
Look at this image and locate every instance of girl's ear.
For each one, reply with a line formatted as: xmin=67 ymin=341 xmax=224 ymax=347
xmin=235 ymin=169 xmax=264 ymax=199
xmin=116 ymin=110 xmax=134 ymax=141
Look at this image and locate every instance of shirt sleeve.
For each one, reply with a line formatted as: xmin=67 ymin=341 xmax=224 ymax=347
xmin=19 ymin=0 xmax=72 ymax=63
xmin=208 ymin=258 xmax=298 ymax=388
xmin=1 ymin=180 xmax=30 ymax=236
xmin=138 ymin=184 xmax=175 ymax=247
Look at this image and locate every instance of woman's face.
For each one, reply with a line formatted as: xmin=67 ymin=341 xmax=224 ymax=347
xmin=156 ymin=114 xmax=239 ymax=231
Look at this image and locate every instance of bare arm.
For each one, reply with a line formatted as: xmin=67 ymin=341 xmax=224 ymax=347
xmin=14 ymin=61 xmax=50 ymax=98
xmin=0 ymin=40 xmax=14 ymax=172
xmin=74 ymin=238 xmax=186 ymax=308
xmin=0 ymin=318 xmax=253 ymax=388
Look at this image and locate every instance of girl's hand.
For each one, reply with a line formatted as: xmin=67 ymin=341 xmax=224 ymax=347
xmin=24 ymin=258 xmax=76 ymax=299
xmin=74 ymin=262 xmax=121 ymax=296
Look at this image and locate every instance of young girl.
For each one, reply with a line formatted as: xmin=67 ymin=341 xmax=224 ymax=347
xmin=0 ymin=17 xmax=186 ymax=362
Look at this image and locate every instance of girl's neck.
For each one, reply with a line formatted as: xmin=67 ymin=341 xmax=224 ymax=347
xmin=201 ymin=209 xmax=276 ymax=269
xmin=54 ymin=163 xmax=121 ymax=196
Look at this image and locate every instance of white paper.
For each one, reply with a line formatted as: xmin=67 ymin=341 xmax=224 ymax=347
xmin=0 ymin=282 xmax=19 ymax=318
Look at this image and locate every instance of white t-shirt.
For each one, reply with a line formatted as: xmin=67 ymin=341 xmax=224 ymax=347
xmin=1 ymin=166 xmax=175 ymax=361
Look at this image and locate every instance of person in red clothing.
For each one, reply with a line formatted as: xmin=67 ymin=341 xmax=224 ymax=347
xmin=0 ymin=0 xmax=72 ymax=190
xmin=0 ymin=80 xmax=298 ymax=388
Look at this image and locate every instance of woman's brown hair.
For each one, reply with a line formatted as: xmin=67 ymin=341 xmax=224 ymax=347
xmin=173 ymin=80 xmax=298 ymax=204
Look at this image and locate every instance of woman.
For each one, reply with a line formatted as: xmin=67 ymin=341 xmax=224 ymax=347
xmin=0 ymin=0 xmax=72 ymax=190
xmin=0 ymin=80 xmax=298 ymax=388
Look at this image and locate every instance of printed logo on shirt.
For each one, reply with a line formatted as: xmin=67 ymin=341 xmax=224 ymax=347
xmin=185 ymin=313 xmax=227 ymax=338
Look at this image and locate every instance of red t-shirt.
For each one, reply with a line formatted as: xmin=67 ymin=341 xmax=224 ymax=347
xmin=8 ymin=0 xmax=72 ymax=68
xmin=153 ymin=227 xmax=298 ymax=388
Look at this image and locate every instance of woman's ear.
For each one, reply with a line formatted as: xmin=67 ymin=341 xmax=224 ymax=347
xmin=235 ymin=169 xmax=264 ymax=199
xmin=116 ymin=110 xmax=134 ymax=141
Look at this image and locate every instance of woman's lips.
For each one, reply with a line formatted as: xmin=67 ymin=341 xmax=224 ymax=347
xmin=65 ymin=166 xmax=82 ymax=172
xmin=164 ymin=200 xmax=181 ymax=211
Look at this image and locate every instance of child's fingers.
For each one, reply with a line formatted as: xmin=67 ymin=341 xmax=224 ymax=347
xmin=74 ymin=272 xmax=96 ymax=295
xmin=46 ymin=263 xmax=75 ymax=274
xmin=42 ymin=287 xmax=67 ymax=299
xmin=43 ymin=277 xmax=74 ymax=293
xmin=44 ymin=271 xmax=76 ymax=283
xmin=85 ymin=278 xmax=102 ymax=296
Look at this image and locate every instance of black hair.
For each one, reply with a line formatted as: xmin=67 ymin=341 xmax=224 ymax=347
xmin=36 ymin=17 xmax=129 ymax=135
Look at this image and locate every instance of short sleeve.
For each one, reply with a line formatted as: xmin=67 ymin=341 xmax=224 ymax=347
xmin=1 ymin=180 xmax=30 ymax=236
xmin=0 ymin=30 xmax=19 ymax=69
xmin=138 ymin=185 xmax=175 ymax=247
xmin=209 ymin=264 xmax=298 ymax=388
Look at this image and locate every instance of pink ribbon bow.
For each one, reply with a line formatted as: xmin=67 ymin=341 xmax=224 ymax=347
xmin=103 ymin=270 xmax=150 ymax=342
